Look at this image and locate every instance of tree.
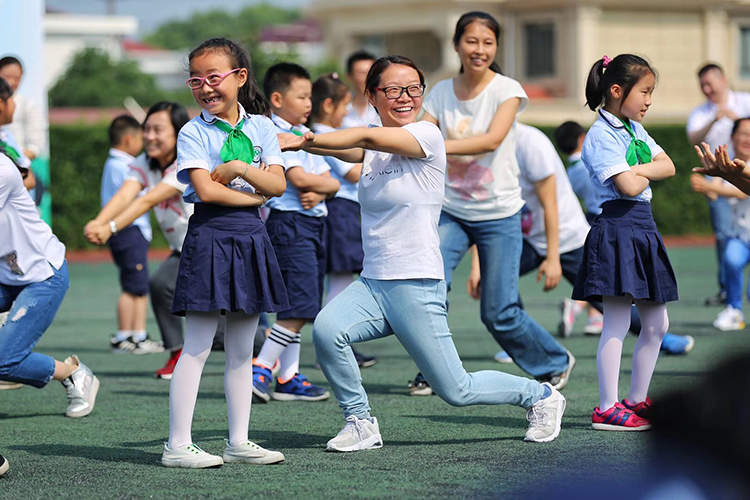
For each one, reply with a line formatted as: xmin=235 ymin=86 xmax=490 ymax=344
xmin=48 ymin=48 xmax=169 ymax=107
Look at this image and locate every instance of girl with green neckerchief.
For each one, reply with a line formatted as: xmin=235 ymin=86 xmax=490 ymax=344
xmin=573 ymin=54 xmax=678 ymax=432
xmin=163 ymin=38 xmax=289 ymax=470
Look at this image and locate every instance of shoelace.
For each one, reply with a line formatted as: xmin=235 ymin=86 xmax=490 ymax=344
xmin=526 ymin=404 xmax=548 ymax=427
xmin=343 ymin=416 xmax=367 ymax=439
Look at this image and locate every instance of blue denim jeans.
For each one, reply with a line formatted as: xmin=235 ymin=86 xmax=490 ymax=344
xmin=313 ymin=277 xmax=545 ymax=419
xmin=0 ymin=261 xmax=69 ymax=387
xmin=709 ymin=196 xmax=731 ymax=293
xmin=722 ymin=238 xmax=750 ymax=310
xmin=439 ymin=211 xmax=569 ymax=378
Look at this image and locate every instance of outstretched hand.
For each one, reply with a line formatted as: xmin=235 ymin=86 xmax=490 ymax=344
xmin=693 ymin=142 xmax=745 ymax=178
xmin=83 ymin=220 xmax=111 ymax=245
xmin=278 ymin=131 xmax=314 ymax=151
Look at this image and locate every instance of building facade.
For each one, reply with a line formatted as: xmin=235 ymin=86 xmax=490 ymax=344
xmin=312 ymin=0 xmax=750 ymax=124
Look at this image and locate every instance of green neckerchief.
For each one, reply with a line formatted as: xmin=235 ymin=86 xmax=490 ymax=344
xmin=212 ymin=118 xmax=255 ymax=164
xmin=0 ymin=138 xmax=23 ymax=167
xmin=621 ymin=119 xmax=652 ymax=166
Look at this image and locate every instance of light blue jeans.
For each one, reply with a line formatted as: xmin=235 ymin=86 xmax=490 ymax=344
xmin=722 ymin=238 xmax=750 ymax=310
xmin=0 ymin=261 xmax=69 ymax=387
xmin=439 ymin=211 xmax=569 ymax=378
xmin=313 ymin=277 xmax=545 ymax=419
xmin=709 ymin=196 xmax=731 ymax=294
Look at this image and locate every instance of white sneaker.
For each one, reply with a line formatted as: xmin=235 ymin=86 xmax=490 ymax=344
xmin=161 ymin=442 xmax=223 ymax=468
xmin=557 ymin=298 xmax=579 ymax=338
xmin=222 ymin=439 xmax=285 ymax=464
xmin=326 ymin=416 xmax=383 ymax=452
xmin=61 ymin=356 xmax=100 ymax=418
xmin=132 ymin=337 xmax=165 ymax=354
xmin=713 ymin=306 xmax=745 ymax=331
xmin=0 ymin=455 xmax=8 ymax=477
xmin=0 ymin=380 xmax=23 ymax=390
xmin=524 ymin=382 xmax=566 ymax=443
xmin=493 ymin=350 xmax=513 ymax=364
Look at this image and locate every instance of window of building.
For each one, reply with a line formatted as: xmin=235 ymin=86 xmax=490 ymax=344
xmin=524 ymin=22 xmax=555 ymax=78
xmin=740 ymin=26 xmax=750 ymax=79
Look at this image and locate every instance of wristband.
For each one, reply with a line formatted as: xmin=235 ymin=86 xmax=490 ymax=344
xmin=109 ymin=220 xmax=118 ymax=235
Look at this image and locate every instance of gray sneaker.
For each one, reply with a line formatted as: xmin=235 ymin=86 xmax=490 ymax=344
xmin=547 ymin=350 xmax=576 ymax=391
xmin=326 ymin=415 xmax=383 ymax=452
xmin=61 ymin=356 xmax=100 ymax=418
xmin=524 ymin=382 xmax=566 ymax=443
xmin=222 ymin=439 xmax=285 ymax=464
xmin=162 ymin=442 xmax=223 ymax=469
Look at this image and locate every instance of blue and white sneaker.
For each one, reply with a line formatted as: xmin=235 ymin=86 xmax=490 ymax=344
xmin=252 ymin=364 xmax=272 ymax=403
xmin=271 ymin=373 xmax=330 ymax=401
xmin=493 ymin=350 xmax=513 ymax=364
xmin=660 ymin=333 xmax=695 ymax=355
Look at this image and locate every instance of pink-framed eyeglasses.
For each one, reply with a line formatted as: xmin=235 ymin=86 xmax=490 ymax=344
xmin=186 ymin=68 xmax=242 ymax=89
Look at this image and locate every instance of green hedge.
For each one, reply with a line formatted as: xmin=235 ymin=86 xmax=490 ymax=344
xmin=49 ymin=123 xmax=168 ymax=250
xmin=49 ymin=122 xmax=710 ymax=249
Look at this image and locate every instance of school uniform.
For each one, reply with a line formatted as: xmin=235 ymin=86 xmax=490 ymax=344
xmin=266 ymin=114 xmax=331 ymax=320
xmin=101 ymin=148 xmax=151 ymax=296
xmin=312 ymin=123 xmax=363 ymax=274
xmin=566 ymin=152 xmax=602 ymax=222
xmin=172 ymin=105 xmax=289 ymax=316
xmin=572 ymin=109 xmax=678 ymax=304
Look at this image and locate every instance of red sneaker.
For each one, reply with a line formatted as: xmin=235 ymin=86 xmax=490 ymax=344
xmin=592 ymin=402 xmax=651 ymax=431
xmin=621 ymin=397 xmax=652 ymax=418
xmin=155 ymin=349 xmax=181 ymax=380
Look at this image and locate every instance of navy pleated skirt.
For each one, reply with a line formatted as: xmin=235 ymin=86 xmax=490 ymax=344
xmin=172 ymin=204 xmax=290 ymax=316
xmin=325 ymin=197 xmax=364 ymax=274
xmin=572 ymin=199 xmax=678 ymax=303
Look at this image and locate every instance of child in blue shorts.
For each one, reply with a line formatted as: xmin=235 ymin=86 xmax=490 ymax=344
xmin=251 ymin=63 xmax=339 ymax=403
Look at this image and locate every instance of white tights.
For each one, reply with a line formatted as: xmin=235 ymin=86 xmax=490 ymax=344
xmin=597 ymin=296 xmax=669 ymax=411
xmin=169 ymin=311 xmax=259 ymax=448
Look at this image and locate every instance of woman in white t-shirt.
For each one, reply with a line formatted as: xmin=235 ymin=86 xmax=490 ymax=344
xmin=420 ymin=11 xmax=573 ymax=387
xmin=84 ymin=102 xmax=197 ymax=380
xmin=281 ymin=55 xmax=565 ymax=451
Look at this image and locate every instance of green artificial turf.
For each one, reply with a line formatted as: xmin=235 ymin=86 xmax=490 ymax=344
xmin=0 ymin=246 xmax=746 ymax=498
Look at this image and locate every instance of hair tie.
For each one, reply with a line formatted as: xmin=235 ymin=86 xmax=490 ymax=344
xmin=330 ymin=72 xmax=339 ymax=80
xmin=602 ymin=55 xmax=612 ymax=68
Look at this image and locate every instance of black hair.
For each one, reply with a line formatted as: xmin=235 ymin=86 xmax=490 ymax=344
xmin=311 ymin=74 xmax=349 ymax=124
xmin=0 ymin=77 xmax=12 ymax=101
xmin=346 ymin=50 xmax=376 ymax=75
xmin=108 ymin=114 xmax=141 ymax=147
xmin=262 ymin=62 xmax=310 ymax=101
xmin=698 ymin=63 xmax=724 ymax=78
xmin=143 ymin=101 xmax=190 ymax=170
xmin=188 ymin=38 xmax=268 ymax=116
xmin=731 ymin=117 xmax=750 ymax=137
xmin=554 ymin=121 xmax=586 ymax=155
xmin=0 ymin=56 xmax=22 ymax=72
xmin=364 ymin=55 xmax=425 ymax=97
xmin=585 ymin=54 xmax=654 ymax=112
xmin=453 ymin=11 xmax=502 ymax=74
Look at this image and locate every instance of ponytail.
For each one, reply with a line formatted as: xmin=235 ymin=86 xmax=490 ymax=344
xmin=188 ymin=37 xmax=269 ymax=117
xmin=584 ymin=54 xmax=654 ymax=112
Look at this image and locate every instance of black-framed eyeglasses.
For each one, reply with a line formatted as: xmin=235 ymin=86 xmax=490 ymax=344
xmin=375 ymin=84 xmax=425 ymax=99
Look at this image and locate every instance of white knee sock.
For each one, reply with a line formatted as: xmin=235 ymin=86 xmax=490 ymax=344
xmin=326 ymin=273 xmax=354 ymax=305
xmin=278 ymin=333 xmax=301 ymax=382
xmin=224 ymin=312 xmax=259 ymax=446
xmin=628 ymin=301 xmax=669 ymax=404
xmin=168 ymin=311 xmax=218 ymax=449
xmin=597 ymin=296 xmax=632 ymax=411
xmin=255 ymin=323 xmax=297 ymax=369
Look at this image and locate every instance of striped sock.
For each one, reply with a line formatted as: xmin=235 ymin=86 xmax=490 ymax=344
xmin=255 ymin=323 xmax=297 ymax=369
xmin=278 ymin=334 xmax=301 ymax=382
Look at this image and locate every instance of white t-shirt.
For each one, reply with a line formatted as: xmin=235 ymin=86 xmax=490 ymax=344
xmin=515 ymin=123 xmax=589 ymax=255
xmin=126 ymin=155 xmax=193 ymax=252
xmin=0 ymin=157 xmax=65 ymax=285
xmin=686 ymin=90 xmax=750 ymax=151
xmin=359 ymin=121 xmax=446 ymax=280
xmin=423 ymin=73 xmax=528 ymax=221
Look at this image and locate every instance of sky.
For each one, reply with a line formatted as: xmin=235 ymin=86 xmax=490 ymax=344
xmin=45 ymin=0 xmax=311 ymax=38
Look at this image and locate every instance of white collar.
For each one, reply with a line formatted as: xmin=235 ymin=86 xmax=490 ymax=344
xmin=271 ymin=113 xmax=309 ymax=134
xmin=200 ymin=102 xmax=248 ymax=127
xmin=108 ymin=148 xmax=135 ymax=162
xmin=598 ymin=108 xmax=626 ymax=129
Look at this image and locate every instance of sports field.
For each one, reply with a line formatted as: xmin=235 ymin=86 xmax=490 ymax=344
xmin=1 ymin=245 xmax=746 ymax=498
